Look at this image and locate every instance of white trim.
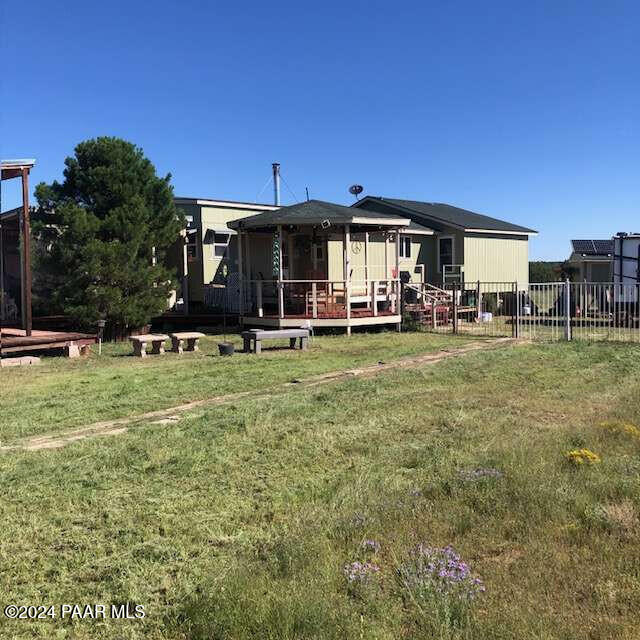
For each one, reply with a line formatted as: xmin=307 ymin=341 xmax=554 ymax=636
xmin=351 ymin=216 xmax=410 ymax=227
xmin=174 ymin=197 xmax=279 ymax=211
xmin=400 ymin=228 xmax=433 ymax=236
xmin=399 ymin=236 xmax=411 ymax=259
xmin=437 ymin=235 xmax=455 ymax=273
xmin=464 ymin=228 xmax=537 ymax=236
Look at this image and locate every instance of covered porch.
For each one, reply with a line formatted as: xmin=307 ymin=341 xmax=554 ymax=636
xmin=229 ymin=200 xmax=411 ymax=334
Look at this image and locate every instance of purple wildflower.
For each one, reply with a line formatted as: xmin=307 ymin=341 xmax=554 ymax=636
xmin=397 ymin=544 xmax=485 ymax=602
xmin=343 ymin=561 xmax=380 ymax=584
xmin=361 ymin=539 xmax=381 ymax=553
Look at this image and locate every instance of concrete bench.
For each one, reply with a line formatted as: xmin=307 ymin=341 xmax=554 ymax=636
xmin=129 ymin=334 xmax=169 ymax=357
xmin=242 ymin=329 xmax=310 ymax=354
xmin=170 ymin=332 xmax=205 ymax=354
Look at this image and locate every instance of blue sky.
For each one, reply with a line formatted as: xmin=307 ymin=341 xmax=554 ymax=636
xmin=1 ymin=1 xmax=638 ymax=259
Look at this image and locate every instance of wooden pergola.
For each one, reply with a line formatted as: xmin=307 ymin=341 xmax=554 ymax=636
xmin=1 ymin=159 xmax=35 ymax=335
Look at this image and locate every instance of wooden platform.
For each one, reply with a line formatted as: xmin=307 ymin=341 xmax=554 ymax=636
xmin=0 ymin=328 xmax=97 ymax=356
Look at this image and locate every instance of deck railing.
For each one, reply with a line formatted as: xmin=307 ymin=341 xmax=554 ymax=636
xmin=241 ymin=278 xmax=400 ymax=319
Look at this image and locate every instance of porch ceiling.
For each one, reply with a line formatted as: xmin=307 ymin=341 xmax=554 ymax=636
xmin=229 ymin=199 xmax=410 ymax=231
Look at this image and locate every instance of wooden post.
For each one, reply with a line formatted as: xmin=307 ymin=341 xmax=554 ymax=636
xmin=180 ymin=229 xmax=189 ymax=315
xmin=392 ymin=230 xmax=400 ymax=313
xmin=312 ymin=282 xmax=318 ymax=319
xmin=256 ymin=281 xmax=263 ymax=318
xmin=238 ymin=230 xmax=244 ymax=316
xmin=476 ymin=280 xmax=481 ymax=322
xmin=364 ymin=231 xmax=369 ymax=284
xmin=245 ymin=232 xmax=252 ymax=282
xmin=371 ymin=280 xmax=377 ymax=316
xmin=344 ymin=224 xmax=351 ymax=327
xmin=20 ymin=168 xmax=32 ymax=336
xmin=277 ymin=225 xmax=284 ymax=319
xmin=384 ymin=232 xmax=389 ymax=280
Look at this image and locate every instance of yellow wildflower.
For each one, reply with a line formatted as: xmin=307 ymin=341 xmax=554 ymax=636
xmin=564 ymin=448 xmax=601 ymax=465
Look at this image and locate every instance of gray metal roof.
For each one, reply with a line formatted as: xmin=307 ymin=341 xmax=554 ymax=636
xmin=571 ymin=239 xmax=613 ymax=256
xmin=229 ymin=199 xmax=410 ymax=230
xmin=355 ymin=196 xmax=537 ymax=234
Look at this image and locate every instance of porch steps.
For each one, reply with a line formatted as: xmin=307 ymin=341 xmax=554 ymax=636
xmin=404 ymin=303 xmax=451 ymax=327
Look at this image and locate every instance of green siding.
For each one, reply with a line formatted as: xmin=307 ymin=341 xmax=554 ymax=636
xmin=463 ymin=234 xmax=529 ymax=286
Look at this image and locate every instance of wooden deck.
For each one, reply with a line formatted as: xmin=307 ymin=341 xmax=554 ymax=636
xmin=0 ymin=328 xmax=97 ymax=355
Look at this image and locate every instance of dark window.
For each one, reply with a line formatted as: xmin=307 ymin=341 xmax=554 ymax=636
xmin=400 ymin=237 xmax=411 ymax=258
xmin=438 ymin=237 xmax=453 ymax=272
xmin=187 ymin=232 xmax=198 ymax=261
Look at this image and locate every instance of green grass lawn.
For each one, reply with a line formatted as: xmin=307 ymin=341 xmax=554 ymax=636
xmin=0 ymin=331 xmax=475 ymax=442
xmin=1 ymin=336 xmax=640 ymax=639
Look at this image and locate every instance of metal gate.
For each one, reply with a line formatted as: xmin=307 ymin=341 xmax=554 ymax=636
xmin=403 ymin=280 xmax=640 ymax=342
xmin=519 ymin=281 xmax=640 ymax=343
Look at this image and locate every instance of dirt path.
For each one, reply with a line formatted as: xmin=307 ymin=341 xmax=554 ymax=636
xmin=2 ymin=338 xmax=523 ymax=452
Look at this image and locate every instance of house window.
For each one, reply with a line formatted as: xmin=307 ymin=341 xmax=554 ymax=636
xmin=203 ymin=229 xmax=232 ymax=259
xmin=438 ymin=237 xmax=454 ymax=272
xmin=313 ymin=244 xmax=324 ymax=261
xmin=399 ymin=236 xmax=411 ymax=259
xmin=186 ymin=230 xmax=198 ymax=261
xmin=212 ymin=232 xmax=231 ymax=258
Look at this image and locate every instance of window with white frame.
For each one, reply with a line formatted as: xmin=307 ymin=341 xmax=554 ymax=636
xmin=212 ymin=231 xmax=231 ymax=258
xmin=203 ymin=229 xmax=232 ymax=259
xmin=399 ymin=236 xmax=411 ymax=258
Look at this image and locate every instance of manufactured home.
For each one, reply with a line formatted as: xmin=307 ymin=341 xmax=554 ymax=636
xmin=170 ymin=194 xmax=537 ymax=332
xmin=352 ymin=197 xmax=536 ymax=288
xmin=171 ymin=197 xmax=278 ymax=310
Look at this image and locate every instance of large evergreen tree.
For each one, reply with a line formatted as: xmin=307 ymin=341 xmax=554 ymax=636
xmin=33 ymin=137 xmax=183 ymax=331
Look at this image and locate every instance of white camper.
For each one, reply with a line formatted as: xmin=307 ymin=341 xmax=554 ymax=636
xmin=613 ymin=233 xmax=640 ymax=306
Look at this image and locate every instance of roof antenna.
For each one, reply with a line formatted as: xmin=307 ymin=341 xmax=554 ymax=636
xmin=349 ymin=184 xmax=363 ymax=201
xmin=272 ymin=162 xmax=281 ymax=206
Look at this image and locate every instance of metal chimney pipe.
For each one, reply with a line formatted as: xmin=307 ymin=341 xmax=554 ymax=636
xmin=272 ymin=162 xmax=281 ymax=206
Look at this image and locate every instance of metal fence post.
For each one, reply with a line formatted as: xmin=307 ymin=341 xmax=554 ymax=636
xmin=564 ymin=278 xmax=572 ymax=341
xmin=452 ymin=282 xmax=458 ymax=334
xmin=512 ymin=281 xmax=519 ymax=338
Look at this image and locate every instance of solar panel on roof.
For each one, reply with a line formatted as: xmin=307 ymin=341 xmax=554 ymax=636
xmin=593 ymin=240 xmax=613 ymax=254
xmin=571 ymin=239 xmax=613 ymax=255
xmin=572 ymin=240 xmax=595 ymax=253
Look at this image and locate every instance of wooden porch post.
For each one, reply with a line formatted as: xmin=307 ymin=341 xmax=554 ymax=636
xmin=256 ymin=281 xmax=263 ymax=317
xmin=384 ymin=232 xmax=389 ymax=280
xmin=364 ymin=231 xmax=369 ymax=283
xmin=392 ymin=229 xmax=400 ymax=314
xmin=344 ymin=224 xmax=351 ymax=335
xmin=237 ymin=230 xmax=245 ymax=317
xmin=180 ymin=229 xmax=189 ymax=316
xmin=277 ymin=225 xmax=284 ymax=319
xmin=20 ymin=168 xmax=32 ymax=336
